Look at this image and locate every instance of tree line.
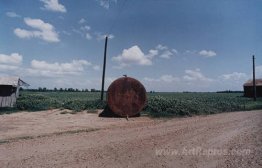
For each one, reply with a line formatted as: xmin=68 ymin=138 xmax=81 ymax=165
xmin=21 ymin=87 xmax=100 ymax=92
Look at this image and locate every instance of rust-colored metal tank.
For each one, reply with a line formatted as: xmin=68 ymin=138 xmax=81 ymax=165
xmin=107 ymin=76 xmax=146 ymax=117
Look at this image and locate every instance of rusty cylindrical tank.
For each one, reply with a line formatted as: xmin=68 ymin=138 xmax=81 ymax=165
xmin=107 ymin=76 xmax=147 ymax=117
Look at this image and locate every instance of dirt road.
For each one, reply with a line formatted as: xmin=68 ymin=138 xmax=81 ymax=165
xmin=0 ymin=110 xmax=261 ymax=168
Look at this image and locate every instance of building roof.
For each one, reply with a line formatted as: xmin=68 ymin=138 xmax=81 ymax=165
xmin=0 ymin=77 xmax=29 ymax=87
xmin=243 ymin=79 xmax=262 ymax=87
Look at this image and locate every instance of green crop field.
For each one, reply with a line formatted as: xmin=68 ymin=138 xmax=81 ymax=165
xmin=1 ymin=91 xmax=262 ymax=117
xmin=146 ymin=92 xmax=262 ymax=117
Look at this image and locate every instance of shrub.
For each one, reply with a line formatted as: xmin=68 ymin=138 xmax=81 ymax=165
xmin=11 ymin=91 xmax=261 ymax=118
xmin=16 ymin=94 xmax=61 ymax=111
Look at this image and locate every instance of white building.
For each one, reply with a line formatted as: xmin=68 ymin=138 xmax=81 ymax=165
xmin=0 ymin=77 xmax=29 ymax=107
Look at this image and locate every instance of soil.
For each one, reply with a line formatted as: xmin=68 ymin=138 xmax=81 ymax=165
xmin=0 ymin=110 xmax=261 ymax=168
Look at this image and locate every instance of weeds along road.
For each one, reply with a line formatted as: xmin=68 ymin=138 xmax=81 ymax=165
xmin=0 ymin=110 xmax=261 ymax=168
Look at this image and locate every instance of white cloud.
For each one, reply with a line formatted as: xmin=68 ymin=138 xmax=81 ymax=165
xmin=220 ymin=72 xmax=248 ymax=81
xmin=0 ymin=53 xmax=23 ymax=71
xmin=93 ymin=65 xmax=100 ymax=71
xmin=74 ymin=25 xmax=92 ymax=40
xmin=6 ymin=12 xmax=21 ymax=18
xmin=0 ymin=53 xmax=22 ymax=65
xmin=31 ymin=59 xmax=91 ymax=71
xmin=184 ymin=50 xmax=197 ymax=55
xmin=14 ymin=18 xmax=60 ymax=42
xmin=156 ymin=44 xmax=168 ymax=50
xmin=40 ymin=0 xmax=66 ymax=13
xmin=143 ymin=77 xmax=156 ymax=82
xmin=107 ymin=34 xmax=115 ymax=39
xmin=143 ymin=69 xmax=215 ymax=92
xmin=145 ymin=69 xmax=212 ymax=84
xmin=14 ymin=28 xmax=34 ymax=38
xmin=80 ymin=25 xmax=91 ymax=31
xmin=216 ymin=71 xmax=250 ymax=91
xmin=144 ymin=75 xmax=180 ymax=83
xmin=85 ymin=33 xmax=92 ymax=40
xmin=172 ymin=49 xmax=178 ymax=54
xmin=97 ymin=0 xmax=117 ymax=9
xmin=159 ymin=50 xmax=173 ymax=59
xmin=155 ymin=44 xmax=177 ymax=59
xmin=79 ymin=18 xmax=86 ymax=24
xmin=198 ymin=50 xmax=217 ymax=57
xmin=218 ymin=69 xmax=262 ymax=89
xmin=28 ymin=59 xmax=91 ymax=77
xmin=95 ymin=32 xmax=114 ymax=40
xmin=112 ymin=44 xmax=177 ymax=68
xmin=256 ymin=65 xmax=262 ymax=78
xmin=0 ymin=65 xmax=20 ymax=71
xmin=160 ymin=75 xmax=180 ymax=82
xmin=147 ymin=49 xmax=158 ymax=59
xmin=112 ymin=45 xmax=153 ymax=68
xmin=183 ymin=68 xmax=213 ymax=82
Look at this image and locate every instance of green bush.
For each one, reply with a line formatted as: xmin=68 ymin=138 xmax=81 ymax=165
xmin=10 ymin=91 xmax=261 ymax=118
xmin=16 ymin=94 xmax=61 ymax=111
xmin=145 ymin=96 xmax=193 ymax=117
xmin=62 ymin=100 xmax=86 ymax=111
xmin=84 ymin=99 xmax=106 ymax=109
xmin=144 ymin=94 xmax=252 ymax=118
xmin=62 ymin=99 xmax=106 ymax=111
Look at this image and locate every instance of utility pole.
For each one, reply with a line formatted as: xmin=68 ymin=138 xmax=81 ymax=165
xmin=101 ymin=36 xmax=108 ymax=101
xmin=253 ymin=55 xmax=256 ymax=101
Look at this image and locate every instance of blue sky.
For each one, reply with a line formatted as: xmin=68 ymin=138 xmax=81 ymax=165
xmin=0 ymin=0 xmax=261 ymax=91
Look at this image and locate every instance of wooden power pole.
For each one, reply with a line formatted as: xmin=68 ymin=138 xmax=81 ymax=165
xmin=253 ymin=55 xmax=256 ymax=101
xmin=101 ymin=36 xmax=108 ymax=101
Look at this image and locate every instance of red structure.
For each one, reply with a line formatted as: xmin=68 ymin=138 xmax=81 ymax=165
xmin=107 ymin=76 xmax=146 ymax=117
xmin=243 ymin=79 xmax=262 ymax=97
